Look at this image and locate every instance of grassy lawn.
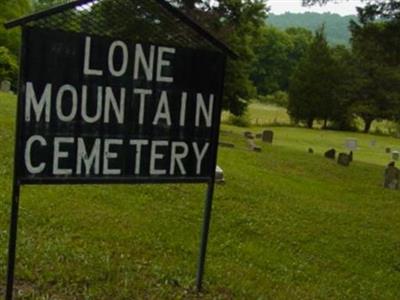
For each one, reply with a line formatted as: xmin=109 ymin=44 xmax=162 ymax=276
xmin=1 ymin=92 xmax=400 ymax=299
xmin=223 ymin=101 xmax=400 ymax=135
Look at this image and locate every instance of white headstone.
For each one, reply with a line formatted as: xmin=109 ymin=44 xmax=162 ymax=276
xmin=215 ymin=165 xmax=224 ymax=183
xmin=345 ymin=138 xmax=357 ymax=150
xmin=0 ymin=80 xmax=11 ymax=92
xmin=392 ymin=151 xmax=400 ymax=161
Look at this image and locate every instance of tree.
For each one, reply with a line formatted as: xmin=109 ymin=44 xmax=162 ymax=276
xmin=32 ymin=0 xmax=69 ymax=11
xmin=251 ymin=26 xmax=293 ymax=95
xmin=288 ymin=26 xmax=338 ymax=128
xmin=0 ymin=46 xmax=18 ymax=84
xmin=0 ymin=0 xmax=31 ymax=56
xmin=251 ymin=26 xmax=312 ymax=97
xmin=348 ymin=21 xmax=400 ymax=132
xmin=328 ymin=45 xmax=358 ymax=130
xmin=303 ymin=1 xmax=400 ymax=23
xmin=306 ymin=0 xmax=400 ymax=132
xmin=171 ymin=0 xmax=268 ymax=115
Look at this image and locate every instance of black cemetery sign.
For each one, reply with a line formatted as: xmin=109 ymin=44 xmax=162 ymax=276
xmin=19 ymin=27 xmax=224 ymax=184
xmin=4 ymin=0 xmax=234 ymax=299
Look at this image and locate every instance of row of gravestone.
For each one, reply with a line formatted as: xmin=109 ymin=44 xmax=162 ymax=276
xmin=244 ymin=130 xmax=274 ymax=152
xmin=342 ymin=139 xmax=400 ymax=161
xmin=244 ymin=130 xmax=274 ymax=143
xmin=324 ymin=148 xmax=353 ymax=166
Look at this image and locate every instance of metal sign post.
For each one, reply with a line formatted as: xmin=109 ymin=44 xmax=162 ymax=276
xmin=6 ymin=183 xmax=20 ymax=300
xmin=4 ymin=23 xmax=227 ymax=298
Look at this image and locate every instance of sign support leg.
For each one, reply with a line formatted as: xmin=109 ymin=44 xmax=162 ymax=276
xmin=5 ymin=182 xmax=21 ymax=300
xmin=196 ymin=180 xmax=215 ymax=292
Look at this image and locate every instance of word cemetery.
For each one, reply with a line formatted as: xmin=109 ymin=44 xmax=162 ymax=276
xmin=18 ymin=28 xmax=225 ymax=182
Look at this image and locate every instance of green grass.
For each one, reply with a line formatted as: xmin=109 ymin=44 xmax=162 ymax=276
xmin=1 ymin=92 xmax=400 ymax=299
xmin=222 ymin=102 xmax=291 ymax=126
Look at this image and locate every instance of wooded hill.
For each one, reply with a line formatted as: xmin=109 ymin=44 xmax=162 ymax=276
xmin=267 ymin=12 xmax=357 ymax=45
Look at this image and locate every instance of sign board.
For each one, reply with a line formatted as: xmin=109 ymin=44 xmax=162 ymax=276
xmin=16 ymin=27 xmax=225 ymax=184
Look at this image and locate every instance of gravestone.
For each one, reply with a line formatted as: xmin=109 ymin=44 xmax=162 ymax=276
xmin=215 ymin=165 xmax=225 ymax=183
xmin=1 ymin=80 xmax=11 ymax=92
xmin=386 ymin=147 xmax=391 ymax=153
xmin=345 ymin=138 xmax=357 ymax=151
xmin=262 ymin=130 xmax=274 ymax=143
xmin=219 ymin=142 xmax=235 ymax=148
xmin=244 ymin=131 xmax=254 ymax=139
xmin=384 ymin=163 xmax=399 ymax=189
xmin=337 ymin=153 xmax=351 ymax=166
xmin=370 ymin=140 xmax=376 ymax=147
xmin=324 ymin=148 xmax=336 ymax=159
xmin=247 ymin=139 xmax=261 ymax=152
xmin=392 ymin=151 xmax=400 ymax=161
xmin=220 ymin=130 xmax=233 ymax=135
xmin=308 ymin=148 xmax=314 ymax=154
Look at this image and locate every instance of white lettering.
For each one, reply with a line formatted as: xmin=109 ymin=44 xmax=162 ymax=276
xmin=83 ymin=36 xmax=103 ymax=76
xmin=81 ymin=86 xmax=103 ymax=123
xmin=76 ymin=138 xmax=101 ymax=175
xmin=192 ymin=142 xmax=209 ymax=174
xmin=179 ymin=92 xmax=187 ymax=126
xmin=24 ymin=135 xmax=47 ymax=174
xmin=25 ymin=82 xmax=52 ymax=122
xmin=134 ymin=44 xmax=155 ymax=81
xmin=56 ymin=85 xmax=78 ymax=122
xmin=150 ymin=140 xmax=168 ymax=175
xmin=108 ymin=41 xmax=128 ymax=77
xmin=195 ymin=93 xmax=214 ymax=127
xmin=53 ymin=137 xmax=74 ymax=175
xmin=104 ymin=87 xmax=125 ymax=124
xmin=170 ymin=142 xmax=188 ymax=175
xmin=152 ymin=91 xmax=171 ymax=126
xmin=103 ymin=139 xmax=122 ymax=175
xmin=129 ymin=139 xmax=149 ymax=174
xmin=134 ymin=88 xmax=152 ymax=125
xmin=156 ymin=47 xmax=175 ymax=83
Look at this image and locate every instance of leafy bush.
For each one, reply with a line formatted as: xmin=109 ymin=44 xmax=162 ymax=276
xmin=226 ymin=113 xmax=251 ymax=127
xmin=0 ymin=47 xmax=18 ymax=86
xmin=258 ymin=90 xmax=289 ymax=107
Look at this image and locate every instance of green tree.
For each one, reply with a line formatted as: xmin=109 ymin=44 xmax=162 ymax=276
xmin=0 ymin=0 xmax=31 ymax=56
xmin=0 ymin=46 xmax=18 ymax=84
xmin=288 ymin=27 xmax=337 ymax=128
xmin=172 ymin=0 xmax=267 ymax=115
xmin=32 ymin=0 xmax=69 ymax=11
xmin=251 ymin=26 xmax=293 ymax=95
xmin=285 ymin=27 xmax=313 ymax=63
xmin=328 ymin=45 xmax=358 ymax=130
xmin=251 ymin=26 xmax=312 ymax=97
xmin=349 ymin=21 xmax=400 ymax=132
xmin=305 ymin=0 xmax=400 ymax=132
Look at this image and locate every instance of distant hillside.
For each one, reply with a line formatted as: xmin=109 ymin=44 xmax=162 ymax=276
xmin=267 ymin=12 xmax=357 ymax=45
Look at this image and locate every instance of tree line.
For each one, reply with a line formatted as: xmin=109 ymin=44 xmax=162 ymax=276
xmin=0 ymin=0 xmax=399 ymax=133
xmin=268 ymin=12 xmax=356 ymax=45
xmin=288 ymin=0 xmax=400 ymax=132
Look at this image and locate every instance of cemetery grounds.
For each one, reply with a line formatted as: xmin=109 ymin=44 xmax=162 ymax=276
xmin=1 ymin=92 xmax=400 ymax=298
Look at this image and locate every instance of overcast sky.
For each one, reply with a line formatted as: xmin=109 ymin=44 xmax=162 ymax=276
xmin=268 ymin=0 xmax=365 ymax=16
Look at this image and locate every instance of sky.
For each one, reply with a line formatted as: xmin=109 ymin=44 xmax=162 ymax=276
xmin=268 ymin=0 xmax=365 ymax=16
